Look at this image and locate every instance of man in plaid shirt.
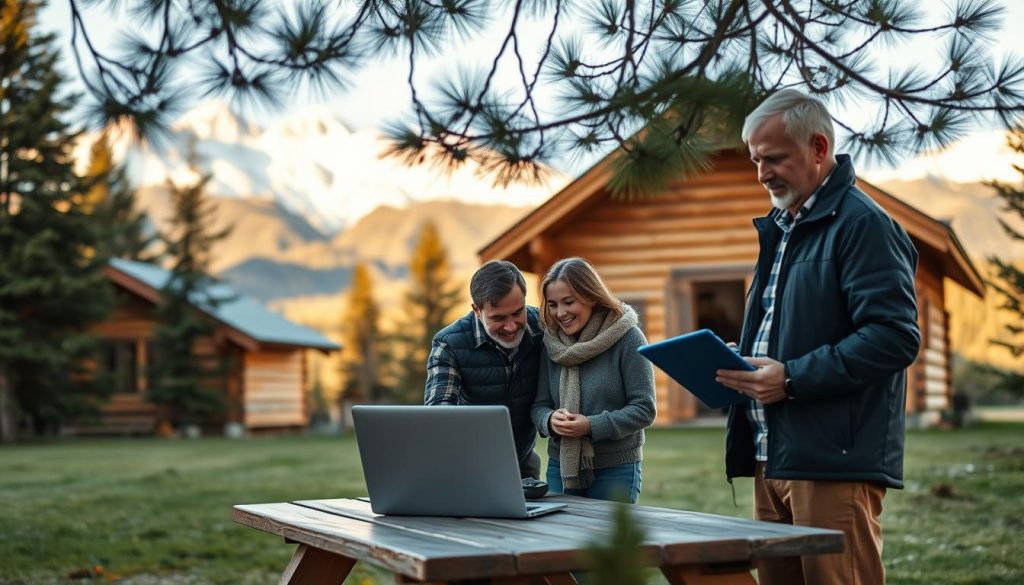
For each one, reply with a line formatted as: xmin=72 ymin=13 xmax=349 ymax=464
xmin=716 ymin=90 xmax=920 ymax=585
xmin=424 ymin=260 xmax=544 ymax=479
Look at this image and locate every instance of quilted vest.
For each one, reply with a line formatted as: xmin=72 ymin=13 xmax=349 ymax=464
xmin=433 ymin=307 xmax=543 ymax=468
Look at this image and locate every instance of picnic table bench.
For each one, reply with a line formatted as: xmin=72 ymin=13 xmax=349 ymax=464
xmin=233 ymin=495 xmax=844 ymax=584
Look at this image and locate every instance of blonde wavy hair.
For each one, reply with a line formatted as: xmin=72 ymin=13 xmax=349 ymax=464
xmin=540 ymin=257 xmax=623 ymax=331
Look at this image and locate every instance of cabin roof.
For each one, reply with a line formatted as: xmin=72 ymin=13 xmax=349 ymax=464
xmin=106 ymin=258 xmax=341 ymax=351
xmin=479 ymin=150 xmax=985 ymax=297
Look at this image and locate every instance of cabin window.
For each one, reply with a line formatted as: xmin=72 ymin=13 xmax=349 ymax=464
xmin=101 ymin=340 xmax=139 ymax=394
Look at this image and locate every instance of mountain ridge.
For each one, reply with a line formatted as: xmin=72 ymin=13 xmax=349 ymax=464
xmin=77 ymin=100 xmax=565 ymax=233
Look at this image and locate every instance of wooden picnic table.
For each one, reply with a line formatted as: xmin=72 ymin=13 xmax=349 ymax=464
xmin=233 ymin=495 xmax=844 ymax=584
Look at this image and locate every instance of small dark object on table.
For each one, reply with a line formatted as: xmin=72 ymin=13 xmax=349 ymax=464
xmin=521 ymin=477 xmax=549 ymax=499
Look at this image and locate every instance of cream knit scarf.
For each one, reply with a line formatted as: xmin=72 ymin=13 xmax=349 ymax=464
xmin=544 ymin=303 xmax=638 ymax=489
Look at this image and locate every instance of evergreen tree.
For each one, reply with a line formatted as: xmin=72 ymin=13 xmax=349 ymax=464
xmin=0 ymin=0 xmax=111 ymax=442
xmin=148 ymin=169 xmax=232 ymax=432
xmin=583 ymin=504 xmax=647 ymax=585
xmin=307 ymin=370 xmax=330 ymax=428
xmin=393 ymin=221 xmax=461 ymax=403
xmin=64 ymin=1 xmax=1024 ymax=195
xmin=81 ymin=131 xmax=157 ymax=261
xmin=986 ymin=125 xmax=1024 ymax=399
xmin=339 ymin=262 xmax=390 ymax=403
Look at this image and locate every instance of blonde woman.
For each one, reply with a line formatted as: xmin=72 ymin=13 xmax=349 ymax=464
xmin=531 ymin=257 xmax=656 ymax=503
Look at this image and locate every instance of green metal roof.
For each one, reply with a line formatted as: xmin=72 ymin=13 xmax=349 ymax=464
xmin=109 ymin=258 xmax=340 ymax=351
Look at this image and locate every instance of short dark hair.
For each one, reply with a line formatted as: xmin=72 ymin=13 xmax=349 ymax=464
xmin=470 ymin=260 xmax=526 ymax=308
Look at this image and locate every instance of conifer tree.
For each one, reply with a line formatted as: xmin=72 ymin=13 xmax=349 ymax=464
xmin=63 ymin=1 xmax=1024 ymax=195
xmin=81 ymin=132 xmax=156 ymax=261
xmin=340 ymin=262 xmax=390 ymax=403
xmin=583 ymin=504 xmax=647 ymax=585
xmin=0 ymin=0 xmax=111 ymax=442
xmin=986 ymin=126 xmax=1024 ymax=398
xmin=148 ymin=169 xmax=232 ymax=432
xmin=393 ymin=221 xmax=461 ymax=403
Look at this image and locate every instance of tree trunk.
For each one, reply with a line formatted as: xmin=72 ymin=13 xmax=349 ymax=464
xmin=0 ymin=371 xmax=17 ymax=444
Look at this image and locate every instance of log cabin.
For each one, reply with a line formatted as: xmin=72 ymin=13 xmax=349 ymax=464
xmin=77 ymin=258 xmax=340 ymax=435
xmin=480 ymin=149 xmax=984 ymax=427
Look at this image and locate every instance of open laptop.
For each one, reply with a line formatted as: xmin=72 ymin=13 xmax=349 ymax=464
xmin=351 ymin=405 xmax=567 ymax=519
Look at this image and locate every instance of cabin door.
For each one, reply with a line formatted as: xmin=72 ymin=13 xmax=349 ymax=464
xmin=666 ymin=266 xmax=752 ymax=418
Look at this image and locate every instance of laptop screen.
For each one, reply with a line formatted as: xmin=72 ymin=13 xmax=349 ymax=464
xmin=352 ymin=405 xmax=531 ymax=517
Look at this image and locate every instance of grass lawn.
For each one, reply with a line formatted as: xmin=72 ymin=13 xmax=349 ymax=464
xmin=1 ymin=423 xmax=1022 ymax=584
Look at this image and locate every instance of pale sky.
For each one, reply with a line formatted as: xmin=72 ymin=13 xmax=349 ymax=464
xmin=41 ymin=1 xmax=1024 ymax=183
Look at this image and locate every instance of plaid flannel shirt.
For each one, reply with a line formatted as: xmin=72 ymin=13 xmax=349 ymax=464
xmin=746 ymin=192 xmax=818 ymax=461
xmin=423 ymin=313 xmax=532 ymax=405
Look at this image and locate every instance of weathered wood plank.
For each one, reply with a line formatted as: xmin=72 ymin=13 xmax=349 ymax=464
xmin=240 ymin=497 xmax=843 ymax=583
xmin=582 ymin=215 xmax=755 ymax=235
xmin=298 ymin=497 xmax=834 ymax=570
xmin=245 ymin=400 xmax=305 ymax=411
xmin=542 ymin=501 xmax=750 ymax=564
xmin=584 ymin=244 xmax=759 ymax=266
xmin=585 ymin=215 xmax=742 ymax=234
xmin=296 ymin=499 xmax=634 ymax=575
xmin=659 ymin=183 xmax=764 ymax=201
xmin=234 ymin=503 xmax=516 ymax=581
xmin=559 ymin=229 xmax=756 ymax=252
xmin=543 ymin=496 xmax=844 ymax=563
xmin=246 ymin=351 xmax=303 ymax=366
xmin=244 ymin=413 xmax=307 ymax=427
xmin=592 ymin=263 xmax=673 ymax=279
xmin=245 ymin=370 xmax=303 ymax=381
xmin=585 ymin=200 xmax=767 ymax=222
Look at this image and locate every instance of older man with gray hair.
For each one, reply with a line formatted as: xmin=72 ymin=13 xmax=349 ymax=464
xmin=715 ymin=89 xmax=920 ymax=584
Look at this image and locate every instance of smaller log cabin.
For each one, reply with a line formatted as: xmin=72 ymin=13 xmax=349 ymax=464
xmin=78 ymin=258 xmax=339 ymax=435
xmin=480 ymin=149 xmax=985 ymax=427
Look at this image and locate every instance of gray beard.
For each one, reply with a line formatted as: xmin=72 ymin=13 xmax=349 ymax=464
xmin=487 ymin=328 xmax=525 ymax=349
xmin=770 ymin=190 xmax=798 ymax=211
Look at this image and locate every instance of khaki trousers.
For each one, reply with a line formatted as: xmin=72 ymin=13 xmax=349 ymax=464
xmin=753 ymin=463 xmax=887 ymax=585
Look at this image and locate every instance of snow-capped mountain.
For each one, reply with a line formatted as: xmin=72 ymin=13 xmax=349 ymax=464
xmin=82 ymin=100 xmax=566 ymax=232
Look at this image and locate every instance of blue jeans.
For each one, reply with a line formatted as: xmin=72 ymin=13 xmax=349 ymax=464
xmin=546 ymin=458 xmax=642 ymax=503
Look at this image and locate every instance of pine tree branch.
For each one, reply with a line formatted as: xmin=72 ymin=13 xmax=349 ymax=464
xmin=769 ymin=0 xmax=1020 ymax=113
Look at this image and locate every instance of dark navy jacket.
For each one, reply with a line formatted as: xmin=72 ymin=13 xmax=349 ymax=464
xmin=425 ymin=307 xmax=543 ymax=478
xmin=726 ymin=155 xmax=921 ymax=488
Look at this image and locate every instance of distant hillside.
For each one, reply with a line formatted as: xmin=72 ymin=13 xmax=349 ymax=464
xmin=79 ymin=100 xmax=563 ymax=232
xmin=135 ymin=186 xmax=329 ymax=273
xmin=877 ymin=176 xmax=1024 ymax=260
xmin=331 ymin=200 xmax=531 ymax=271
xmin=208 ymin=200 xmax=532 ymax=301
xmin=219 ymin=259 xmax=353 ymax=304
xmin=878 ymin=176 xmax=1024 ymax=371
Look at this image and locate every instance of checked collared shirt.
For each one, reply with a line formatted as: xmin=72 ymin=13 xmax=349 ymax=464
xmin=423 ymin=314 xmax=529 ymax=405
xmin=746 ymin=192 xmax=818 ymax=462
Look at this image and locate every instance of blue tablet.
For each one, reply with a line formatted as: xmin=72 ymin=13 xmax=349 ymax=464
xmin=637 ymin=329 xmax=754 ymax=409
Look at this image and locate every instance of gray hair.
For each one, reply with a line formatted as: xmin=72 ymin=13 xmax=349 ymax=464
xmin=470 ymin=260 xmax=527 ymax=308
xmin=741 ymin=89 xmax=835 ymax=158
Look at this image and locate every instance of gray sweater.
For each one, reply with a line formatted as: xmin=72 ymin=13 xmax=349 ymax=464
xmin=531 ymin=326 xmax=657 ymax=468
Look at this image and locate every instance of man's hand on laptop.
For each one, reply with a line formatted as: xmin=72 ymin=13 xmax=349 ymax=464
xmin=550 ymin=408 xmax=591 ymax=438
